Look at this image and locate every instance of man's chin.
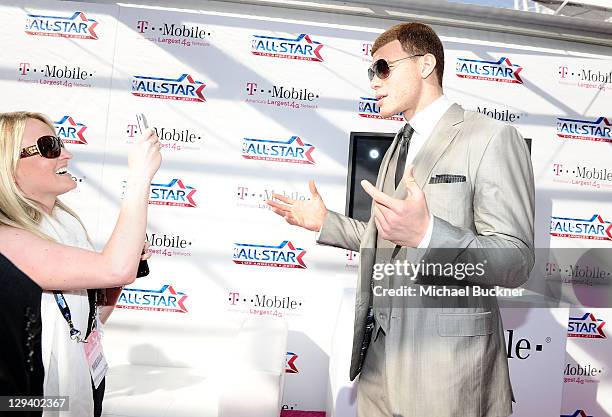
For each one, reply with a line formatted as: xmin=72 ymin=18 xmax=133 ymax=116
xmin=378 ymin=106 xmax=400 ymax=119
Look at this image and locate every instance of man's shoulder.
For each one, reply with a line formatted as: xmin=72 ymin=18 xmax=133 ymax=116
xmin=462 ymin=108 xmax=508 ymax=130
xmin=458 ymin=108 xmax=521 ymax=140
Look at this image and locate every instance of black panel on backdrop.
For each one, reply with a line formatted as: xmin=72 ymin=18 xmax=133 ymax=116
xmin=346 ymin=132 xmax=394 ymax=222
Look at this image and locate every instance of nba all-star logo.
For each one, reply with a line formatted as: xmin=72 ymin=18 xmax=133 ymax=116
xmin=568 ymin=312 xmax=607 ymax=339
xmin=550 ymin=214 xmax=612 ymax=241
xmin=54 ymin=115 xmax=87 ymax=145
xmin=358 ymin=97 xmax=403 ymax=121
xmin=241 ymin=136 xmax=315 ymax=165
xmin=233 ymin=241 xmax=307 ymax=269
xmin=116 ymin=284 xmax=189 ymax=313
xmin=131 ymin=73 xmax=206 ymax=102
xmin=25 ymin=11 xmax=98 ymax=39
xmin=561 ymin=411 xmax=593 ymax=417
xmin=251 ymin=33 xmax=324 ymax=62
xmin=286 ymin=352 xmax=299 ymax=373
xmin=149 ymin=178 xmax=197 ymax=208
xmin=456 ymin=56 xmax=523 ymax=84
xmin=556 ymin=117 xmax=612 ymax=144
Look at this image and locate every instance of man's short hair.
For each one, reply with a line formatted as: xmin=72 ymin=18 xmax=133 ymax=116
xmin=372 ymin=22 xmax=444 ymax=87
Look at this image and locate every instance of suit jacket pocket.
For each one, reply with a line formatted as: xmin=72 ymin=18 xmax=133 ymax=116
xmin=437 ymin=311 xmax=493 ymax=337
xmin=426 ymin=180 xmax=469 ymax=195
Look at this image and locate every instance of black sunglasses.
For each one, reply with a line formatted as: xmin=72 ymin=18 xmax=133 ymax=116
xmin=368 ymin=54 xmax=425 ymax=81
xmin=20 ymin=135 xmax=65 ymax=159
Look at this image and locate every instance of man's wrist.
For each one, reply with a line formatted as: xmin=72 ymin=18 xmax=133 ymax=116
xmin=416 ymin=212 xmax=434 ymax=248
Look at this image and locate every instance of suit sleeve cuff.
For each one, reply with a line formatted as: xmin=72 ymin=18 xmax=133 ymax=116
xmin=416 ymin=212 xmax=434 ymax=249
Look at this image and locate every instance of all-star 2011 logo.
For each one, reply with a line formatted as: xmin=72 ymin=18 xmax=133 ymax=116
xmin=233 ymin=241 xmax=307 ymax=269
xmin=251 ymin=33 xmax=324 ymax=62
xmin=556 ymin=117 xmax=612 ymax=144
xmin=54 ymin=115 xmax=87 ymax=145
xmin=116 ymin=284 xmax=188 ymax=313
xmin=561 ymin=411 xmax=594 ymax=417
xmin=286 ymin=352 xmax=299 ymax=373
xmin=550 ymin=214 xmax=612 ymax=241
xmin=358 ymin=97 xmax=403 ymax=121
xmin=241 ymin=136 xmax=315 ymax=165
xmin=456 ymin=57 xmax=523 ymax=84
xmin=25 ymin=11 xmax=98 ymax=39
xmin=149 ymin=178 xmax=197 ymax=208
xmin=131 ymin=73 xmax=205 ymax=102
xmin=568 ymin=312 xmax=607 ymax=339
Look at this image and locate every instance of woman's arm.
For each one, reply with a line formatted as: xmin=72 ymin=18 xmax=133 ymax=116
xmin=0 ymin=129 xmax=161 ymax=291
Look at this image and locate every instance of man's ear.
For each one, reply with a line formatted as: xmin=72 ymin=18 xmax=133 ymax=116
xmin=421 ymin=53 xmax=436 ymax=79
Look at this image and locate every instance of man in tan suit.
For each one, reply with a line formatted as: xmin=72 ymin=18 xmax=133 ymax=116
xmin=268 ymin=22 xmax=534 ymax=417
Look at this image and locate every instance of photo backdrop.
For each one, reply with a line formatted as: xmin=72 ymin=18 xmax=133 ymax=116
xmin=1 ymin=1 xmax=610 ymax=415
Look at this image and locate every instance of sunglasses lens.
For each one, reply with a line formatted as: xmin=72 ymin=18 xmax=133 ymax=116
xmin=375 ymin=59 xmax=390 ymax=79
xmin=37 ymin=136 xmax=62 ymax=158
xmin=368 ymin=59 xmax=391 ymax=81
xmin=368 ymin=67 xmax=375 ymax=81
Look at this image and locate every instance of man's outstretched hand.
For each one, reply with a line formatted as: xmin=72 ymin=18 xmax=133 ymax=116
xmin=267 ymin=180 xmax=328 ymax=232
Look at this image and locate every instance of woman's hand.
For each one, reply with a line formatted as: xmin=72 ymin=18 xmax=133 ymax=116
xmin=128 ymin=128 xmax=162 ymax=182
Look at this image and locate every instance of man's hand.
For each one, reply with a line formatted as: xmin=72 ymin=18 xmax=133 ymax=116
xmin=267 ymin=180 xmax=328 ymax=232
xmin=361 ymin=165 xmax=430 ymax=247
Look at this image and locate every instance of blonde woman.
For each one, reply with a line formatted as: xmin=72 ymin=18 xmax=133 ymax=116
xmin=0 ymin=111 xmax=161 ymax=417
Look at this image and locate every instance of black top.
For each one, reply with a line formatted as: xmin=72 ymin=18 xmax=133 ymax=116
xmin=0 ymin=252 xmax=44 ymax=407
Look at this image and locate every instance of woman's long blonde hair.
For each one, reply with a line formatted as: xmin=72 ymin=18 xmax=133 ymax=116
xmin=0 ymin=111 xmax=87 ymax=241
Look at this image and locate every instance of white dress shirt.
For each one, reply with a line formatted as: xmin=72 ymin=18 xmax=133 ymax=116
xmin=405 ymin=95 xmax=454 ymax=248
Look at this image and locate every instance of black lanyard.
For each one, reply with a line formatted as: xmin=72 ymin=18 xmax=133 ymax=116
xmin=53 ymin=291 xmax=96 ymax=343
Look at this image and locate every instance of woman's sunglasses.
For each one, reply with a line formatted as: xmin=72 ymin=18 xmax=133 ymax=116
xmin=20 ymin=135 xmax=65 ymax=159
xmin=368 ymin=54 xmax=424 ymax=81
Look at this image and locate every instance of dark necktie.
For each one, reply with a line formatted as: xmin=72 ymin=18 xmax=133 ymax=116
xmin=395 ymin=123 xmax=414 ymax=188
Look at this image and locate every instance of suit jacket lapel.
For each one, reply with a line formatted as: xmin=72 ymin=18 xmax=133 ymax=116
xmin=376 ymin=130 xmax=402 ymax=189
xmin=362 ymin=129 xmax=403 ymax=249
xmin=394 ymin=103 xmax=464 ymax=198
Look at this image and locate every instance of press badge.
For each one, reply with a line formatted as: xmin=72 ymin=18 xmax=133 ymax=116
xmin=84 ymin=329 xmax=108 ymax=389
